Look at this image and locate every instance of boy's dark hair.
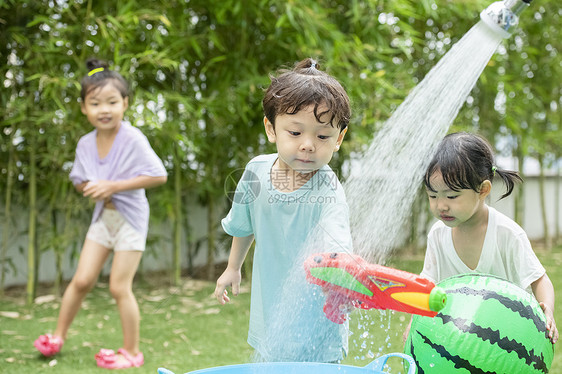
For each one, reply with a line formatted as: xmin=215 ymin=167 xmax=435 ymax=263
xmin=425 ymin=132 xmax=522 ymax=200
xmin=80 ymin=57 xmax=129 ymax=100
xmin=262 ymin=58 xmax=350 ymax=132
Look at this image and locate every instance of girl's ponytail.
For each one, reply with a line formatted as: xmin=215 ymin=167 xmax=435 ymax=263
xmin=85 ymin=57 xmax=109 ymax=73
xmin=494 ymin=167 xmax=523 ymax=200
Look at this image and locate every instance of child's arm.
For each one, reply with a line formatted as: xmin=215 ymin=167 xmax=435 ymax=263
xmin=531 ymin=273 xmax=558 ymax=343
xmin=214 ymin=235 xmax=254 ymax=305
xmin=82 ymin=175 xmax=167 ymax=200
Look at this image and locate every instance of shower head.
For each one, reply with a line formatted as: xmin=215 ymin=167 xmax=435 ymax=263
xmin=480 ymin=0 xmax=531 ymax=38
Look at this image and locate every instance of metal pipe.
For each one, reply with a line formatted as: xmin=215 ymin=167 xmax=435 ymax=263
xmin=479 ymin=0 xmax=531 ymax=38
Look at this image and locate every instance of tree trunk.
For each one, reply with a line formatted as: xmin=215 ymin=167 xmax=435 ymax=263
xmin=204 ymin=110 xmax=217 ymax=282
xmin=514 ymin=141 xmax=525 ymax=226
xmin=27 ymin=138 xmax=38 ymax=305
xmin=537 ymin=154 xmax=550 ymax=249
xmin=57 ymin=203 xmax=73 ymax=297
xmin=206 ymin=193 xmax=215 ymax=281
xmin=554 ymin=157 xmax=562 ymax=245
xmin=50 ymin=208 xmax=59 ymax=296
xmin=0 ymin=138 xmax=14 ymax=295
xmin=173 ymin=149 xmax=182 ymax=286
xmin=185 ymin=207 xmax=194 ymax=276
xmin=408 ymin=186 xmax=426 ymax=254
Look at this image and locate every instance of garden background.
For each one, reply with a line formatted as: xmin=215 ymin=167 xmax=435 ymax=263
xmin=1 ymin=0 xmax=561 ymax=373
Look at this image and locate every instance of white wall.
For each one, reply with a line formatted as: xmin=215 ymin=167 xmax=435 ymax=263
xmin=488 ymin=175 xmax=562 ymax=240
xmin=1 ymin=175 xmax=560 ymax=288
xmin=1 ymin=200 xmax=230 ymax=288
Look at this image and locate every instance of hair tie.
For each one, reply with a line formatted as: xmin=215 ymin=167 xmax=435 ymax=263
xmin=492 ymin=165 xmax=497 ymax=177
xmin=88 ymin=67 xmax=104 ymax=76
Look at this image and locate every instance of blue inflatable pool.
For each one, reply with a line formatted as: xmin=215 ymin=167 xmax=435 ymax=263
xmin=158 ymin=352 xmax=416 ymax=374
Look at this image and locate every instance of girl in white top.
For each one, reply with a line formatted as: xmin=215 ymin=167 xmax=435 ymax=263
xmin=420 ymin=132 xmax=557 ymax=343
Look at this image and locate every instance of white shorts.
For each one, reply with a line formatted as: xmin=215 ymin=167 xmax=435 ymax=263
xmin=86 ymin=209 xmax=146 ymax=252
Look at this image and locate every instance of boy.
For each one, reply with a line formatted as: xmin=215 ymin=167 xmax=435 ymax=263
xmin=214 ymin=58 xmax=353 ymax=362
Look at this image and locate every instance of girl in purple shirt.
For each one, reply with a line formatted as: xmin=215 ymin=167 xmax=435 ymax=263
xmin=34 ymin=58 xmax=167 ymax=369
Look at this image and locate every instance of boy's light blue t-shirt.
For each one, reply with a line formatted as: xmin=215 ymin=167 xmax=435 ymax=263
xmin=222 ymin=154 xmax=353 ymax=362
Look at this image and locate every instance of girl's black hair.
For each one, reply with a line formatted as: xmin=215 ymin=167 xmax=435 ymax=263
xmin=262 ymin=58 xmax=350 ymax=131
xmin=425 ymin=132 xmax=522 ymax=200
xmin=80 ymin=57 xmax=129 ymax=100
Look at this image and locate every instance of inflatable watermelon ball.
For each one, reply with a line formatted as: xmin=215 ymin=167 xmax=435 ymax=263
xmin=405 ymin=273 xmax=554 ymax=373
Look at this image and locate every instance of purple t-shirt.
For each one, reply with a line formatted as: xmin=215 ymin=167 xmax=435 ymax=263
xmin=69 ymin=121 xmax=167 ymax=238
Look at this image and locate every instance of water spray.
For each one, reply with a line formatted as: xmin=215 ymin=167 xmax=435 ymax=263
xmin=480 ymin=0 xmax=532 ymax=38
xmin=346 ymin=0 xmax=535 ymax=263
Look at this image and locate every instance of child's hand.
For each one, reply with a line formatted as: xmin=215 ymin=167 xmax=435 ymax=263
xmin=540 ymin=302 xmax=558 ymax=344
xmin=214 ymin=268 xmax=242 ymax=305
xmin=83 ymin=180 xmax=116 ymax=201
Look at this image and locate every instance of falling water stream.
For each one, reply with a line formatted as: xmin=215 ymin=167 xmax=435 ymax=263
xmin=346 ymin=20 xmax=504 ymax=264
xmin=256 ymin=3 xmax=525 ymax=369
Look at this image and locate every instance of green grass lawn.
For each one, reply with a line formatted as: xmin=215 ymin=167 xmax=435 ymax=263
xmin=0 ymin=279 xmax=253 ymax=374
xmin=1 ymin=246 xmax=560 ymax=373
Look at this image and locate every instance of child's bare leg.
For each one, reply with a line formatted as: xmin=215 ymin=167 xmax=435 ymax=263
xmin=109 ymin=250 xmax=143 ymax=355
xmin=54 ymin=239 xmax=110 ymax=340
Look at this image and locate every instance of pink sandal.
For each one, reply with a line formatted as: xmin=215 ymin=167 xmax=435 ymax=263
xmin=95 ymin=348 xmax=144 ymax=369
xmin=34 ymin=334 xmax=63 ymax=357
